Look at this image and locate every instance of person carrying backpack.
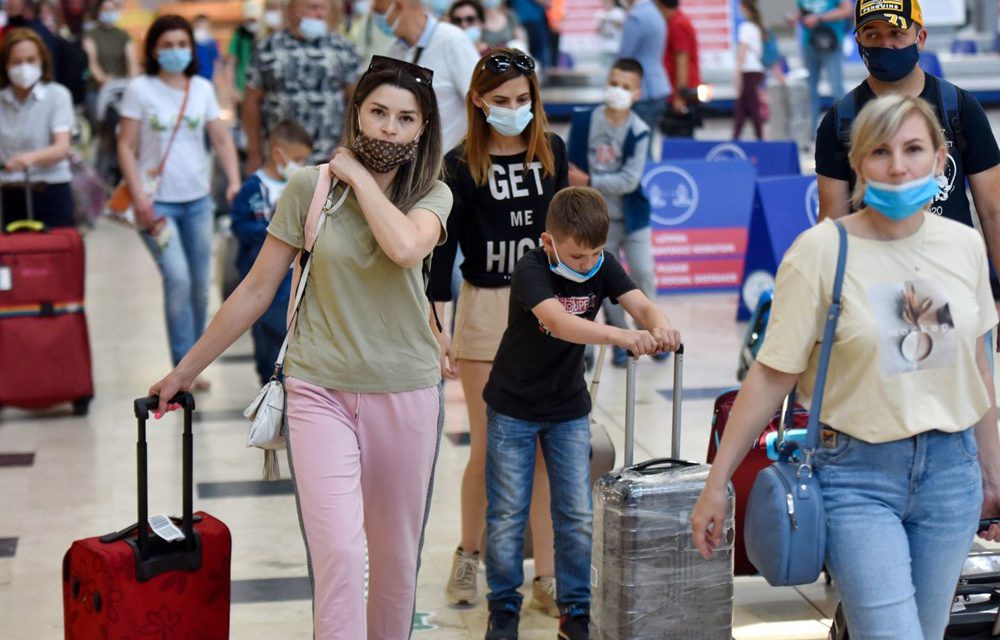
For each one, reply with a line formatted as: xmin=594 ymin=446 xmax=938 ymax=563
xmin=815 ymin=0 xmax=1000 ymax=336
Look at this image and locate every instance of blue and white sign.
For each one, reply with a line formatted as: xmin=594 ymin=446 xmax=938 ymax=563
xmin=738 ymin=174 xmax=818 ymax=319
xmin=661 ymin=139 xmax=802 ymax=177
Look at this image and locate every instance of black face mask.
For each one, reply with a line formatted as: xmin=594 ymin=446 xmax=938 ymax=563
xmin=859 ymin=43 xmax=920 ymax=83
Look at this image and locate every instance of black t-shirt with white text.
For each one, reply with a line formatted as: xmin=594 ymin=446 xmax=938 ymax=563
xmin=429 ymin=133 xmax=569 ymax=300
xmin=484 ymin=248 xmax=636 ymax=422
xmin=815 ymin=74 xmax=1000 ymax=227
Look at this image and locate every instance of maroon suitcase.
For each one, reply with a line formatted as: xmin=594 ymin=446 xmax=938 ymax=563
xmin=63 ymin=393 xmax=232 ymax=638
xmin=0 ymin=179 xmax=93 ymax=414
xmin=707 ymin=390 xmax=808 ymax=575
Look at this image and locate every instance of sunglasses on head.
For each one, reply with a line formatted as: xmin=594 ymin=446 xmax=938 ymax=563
xmin=366 ymin=55 xmax=434 ymax=87
xmin=484 ymin=51 xmax=535 ymax=76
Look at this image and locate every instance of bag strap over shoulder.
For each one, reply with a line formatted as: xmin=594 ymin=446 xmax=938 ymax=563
xmin=272 ymin=166 xmax=351 ymax=376
xmin=803 ymin=221 xmax=848 ymax=455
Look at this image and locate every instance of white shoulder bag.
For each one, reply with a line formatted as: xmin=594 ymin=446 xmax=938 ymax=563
xmin=243 ymin=166 xmax=350 ymax=480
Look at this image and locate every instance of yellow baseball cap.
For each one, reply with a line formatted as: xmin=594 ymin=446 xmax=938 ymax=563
xmin=854 ymin=0 xmax=924 ymax=32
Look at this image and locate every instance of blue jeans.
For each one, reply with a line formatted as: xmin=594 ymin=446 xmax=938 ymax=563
xmin=633 ymin=97 xmax=667 ymax=135
xmin=815 ymin=428 xmax=981 ymax=639
xmin=140 ymin=196 xmax=214 ymax=366
xmin=802 ymin=43 xmax=845 ymax=133
xmin=485 ymin=408 xmax=592 ymax=616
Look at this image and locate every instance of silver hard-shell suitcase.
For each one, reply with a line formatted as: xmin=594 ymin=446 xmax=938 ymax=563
xmin=591 ymin=347 xmax=735 ymax=639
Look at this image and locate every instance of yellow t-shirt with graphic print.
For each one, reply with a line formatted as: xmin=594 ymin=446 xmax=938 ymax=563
xmin=267 ymin=165 xmax=453 ymax=393
xmin=757 ymin=216 xmax=997 ymax=444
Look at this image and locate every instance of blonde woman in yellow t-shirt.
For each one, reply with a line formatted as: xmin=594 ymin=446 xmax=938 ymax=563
xmin=691 ymin=94 xmax=1000 ymax=639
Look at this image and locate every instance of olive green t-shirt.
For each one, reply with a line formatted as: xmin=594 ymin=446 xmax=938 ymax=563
xmin=267 ymin=165 xmax=453 ymax=392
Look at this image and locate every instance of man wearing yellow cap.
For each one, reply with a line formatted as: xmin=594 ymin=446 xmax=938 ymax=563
xmin=816 ymin=0 xmax=1000 ymax=294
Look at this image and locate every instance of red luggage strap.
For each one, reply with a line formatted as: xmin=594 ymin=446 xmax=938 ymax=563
xmin=0 ymin=300 xmax=85 ymax=318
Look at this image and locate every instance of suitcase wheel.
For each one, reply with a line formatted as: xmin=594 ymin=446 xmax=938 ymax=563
xmin=72 ymin=397 xmax=92 ymax=416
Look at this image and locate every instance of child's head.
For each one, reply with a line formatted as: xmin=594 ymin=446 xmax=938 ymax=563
xmin=542 ymin=187 xmax=610 ymax=275
xmin=606 ymin=58 xmax=643 ymax=110
xmin=267 ymin=120 xmax=313 ymax=180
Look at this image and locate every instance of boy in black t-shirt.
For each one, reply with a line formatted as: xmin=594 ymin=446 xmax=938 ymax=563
xmin=481 ymin=187 xmax=681 ymax=640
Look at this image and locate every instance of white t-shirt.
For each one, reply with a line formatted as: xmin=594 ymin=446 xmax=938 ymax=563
xmin=387 ymin=18 xmax=479 ymax=155
xmin=738 ymin=22 xmax=764 ymax=73
xmin=119 ymin=75 xmax=221 ymax=203
xmin=757 ymin=216 xmax=998 ymax=444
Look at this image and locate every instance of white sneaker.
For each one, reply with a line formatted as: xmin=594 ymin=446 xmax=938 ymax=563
xmin=529 ymin=575 xmax=560 ymax=618
xmin=445 ymin=546 xmax=479 ymax=605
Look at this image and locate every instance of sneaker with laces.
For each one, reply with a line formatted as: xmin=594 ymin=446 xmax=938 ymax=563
xmin=557 ymin=612 xmax=590 ymax=639
xmin=529 ymin=576 xmax=560 ymax=618
xmin=485 ymin=606 xmax=520 ymax=640
xmin=445 ymin=546 xmax=479 ymax=605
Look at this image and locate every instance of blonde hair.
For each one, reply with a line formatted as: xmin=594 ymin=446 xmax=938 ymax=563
xmin=847 ymin=94 xmax=946 ymax=209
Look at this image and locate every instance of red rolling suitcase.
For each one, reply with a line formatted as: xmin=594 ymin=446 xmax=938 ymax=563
xmin=0 ymin=175 xmax=93 ymax=414
xmin=707 ymin=389 xmax=808 ymax=575
xmin=63 ymin=393 xmax=231 ymax=639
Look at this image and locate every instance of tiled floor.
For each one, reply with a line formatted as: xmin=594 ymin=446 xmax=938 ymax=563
xmin=5 ymin=112 xmax=1000 ymax=638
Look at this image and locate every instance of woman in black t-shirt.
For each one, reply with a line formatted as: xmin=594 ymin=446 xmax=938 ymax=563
xmin=430 ymin=48 xmax=568 ymax=612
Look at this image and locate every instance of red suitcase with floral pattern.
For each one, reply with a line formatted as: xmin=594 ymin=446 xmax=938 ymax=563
xmin=62 ymin=393 xmax=231 ymax=639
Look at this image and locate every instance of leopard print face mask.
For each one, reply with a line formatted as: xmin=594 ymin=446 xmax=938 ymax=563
xmin=351 ymin=130 xmax=421 ymax=174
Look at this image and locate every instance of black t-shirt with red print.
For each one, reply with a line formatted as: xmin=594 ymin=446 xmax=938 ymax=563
xmin=484 ymin=247 xmax=636 ymax=422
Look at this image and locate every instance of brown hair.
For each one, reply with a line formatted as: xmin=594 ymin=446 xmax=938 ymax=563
xmin=269 ymin=119 xmax=314 ymax=148
xmin=0 ymin=29 xmax=53 ymax=88
xmin=342 ymin=64 xmax=444 ymax=214
xmin=462 ymin=48 xmax=555 ymax=186
xmin=546 ymin=187 xmax=610 ymax=248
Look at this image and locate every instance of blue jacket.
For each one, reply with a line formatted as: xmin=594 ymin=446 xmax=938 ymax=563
xmin=567 ymin=107 xmax=652 ymax=233
xmin=230 ymin=174 xmax=291 ymax=327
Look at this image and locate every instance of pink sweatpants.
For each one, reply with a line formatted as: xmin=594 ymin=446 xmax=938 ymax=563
xmin=284 ymin=377 xmax=441 ymax=640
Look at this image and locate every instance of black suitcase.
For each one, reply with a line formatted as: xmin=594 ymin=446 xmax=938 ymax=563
xmin=591 ymin=347 xmax=736 ymax=639
xmin=829 ymin=551 xmax=1000 ymax=639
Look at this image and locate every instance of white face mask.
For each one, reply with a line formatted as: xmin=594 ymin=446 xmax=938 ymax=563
xmin=194 ymin=27 xmax=213 ymax=43
xmin=264 ymin=10 xmax=283 ymax=28
xmin=605 ymin=85 xmax=634 ymax=110
xmin=8 ymin=63 xmax=41 ymax=89
xmin=278 ymin=159 xmax=302 ymax=180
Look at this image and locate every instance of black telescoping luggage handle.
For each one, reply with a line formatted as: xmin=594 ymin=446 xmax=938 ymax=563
xmin=623 ymin=344 xmax=684 ymax=468
xmin=99 ymin=392 xmax=202 ymax=582
xmin=0 ymin=168 xmax=35 ymax=230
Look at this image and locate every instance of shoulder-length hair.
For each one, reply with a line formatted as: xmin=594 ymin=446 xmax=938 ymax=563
xmin=848 ymin=94 xmax=946 ymax=209
xmin=343 ymin=64 xmax=444 ymax=214
xmin=0 ymin=29 xmax=54 ymax=88
xmin=462 ymin=48 xmax=554 ymax=187
xmin=143 ymin=15 xmax=199 ymax=77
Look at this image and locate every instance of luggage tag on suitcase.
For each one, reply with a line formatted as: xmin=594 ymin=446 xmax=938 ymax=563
xmin=0 ymin=266 xmax=10 ymax=291
xmin=149 ymin=514 xmax=186 ymax=542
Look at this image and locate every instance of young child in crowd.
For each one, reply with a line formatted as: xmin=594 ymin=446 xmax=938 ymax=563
xmin=230 ymin=120 xmax=313 ymax=384
xmin=566 ymin=58 xmax=662 ymax=368
xmin=480 ymin=187 xmax=681 ymax=640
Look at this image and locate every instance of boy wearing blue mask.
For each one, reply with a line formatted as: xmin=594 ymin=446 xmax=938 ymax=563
xmin=481 ymin=187 xmax=680 ymax=640
xmin=230 ymin=120 xmax=313 ymax=385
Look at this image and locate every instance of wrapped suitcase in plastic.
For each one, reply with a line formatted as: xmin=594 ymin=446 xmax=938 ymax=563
xmin=591 ymin=347 xmax=736 ymax=639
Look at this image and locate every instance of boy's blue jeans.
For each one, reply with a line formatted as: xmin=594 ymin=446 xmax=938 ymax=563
xmin=140 ymin=196 xmax=214 ymax=366
xmin=485 ymin=407 xmax=591 ymax=616
xmin=816 ymin=428 xmax=981 ymax=639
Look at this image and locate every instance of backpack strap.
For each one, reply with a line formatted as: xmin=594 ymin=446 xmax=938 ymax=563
xmin=567 ymin=108 xmax=594 ymax=175
xmin=935 ymin=77 xmax=966 ymax=155
xmin=833 ymin=89 xmax=861 ymax=168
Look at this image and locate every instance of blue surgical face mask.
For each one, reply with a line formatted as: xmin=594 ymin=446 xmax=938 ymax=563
xmin=464 ymin=26 xmax=482 ymax=42
xmin=158 ymin=48 xmax=192 ymax=74
xmin=373 ymin=12 xmax=397 ymax=37
xmin=863 ymin=167 xmax=941 ymax=220
xmin=549 ymin=244 xmax=605 ymax=283
xmin=485 ymin=102 xmax=533 ymax=137
xmin=859 ymin=43 xmax=920 ymax=83
xmin=98 ymin=10 xmax=119 ymax=25
xmin=298 ymin=16 xmax=328 ymax=39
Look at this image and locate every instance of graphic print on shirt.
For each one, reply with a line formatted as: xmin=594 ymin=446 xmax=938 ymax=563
xmin=538 ymin=293 xmax=598 ymax=336
xmin=590 ymin=132 xmax=621 ymax=173
xmin=930 ymin=138 xmax=958 ymax=217
xmin=869 ymin=278 xmax=956 ymax=374
xmin=484 ymin=160 xmax=546 ymax=276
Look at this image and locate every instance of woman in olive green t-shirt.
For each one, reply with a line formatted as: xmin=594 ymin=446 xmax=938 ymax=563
xmin=149 ymin=57 xmax=453 ymax=640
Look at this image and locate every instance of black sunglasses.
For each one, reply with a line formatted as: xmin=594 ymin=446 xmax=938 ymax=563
xmin=452 ymin=14 xmax=479 ymax=26
xmin=484 ymin=51 xmax=535 ymax=76
xmin=366 ymin=55 xmax=434 ymax=86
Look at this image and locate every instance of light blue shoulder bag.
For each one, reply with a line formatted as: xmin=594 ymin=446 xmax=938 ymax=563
xmin=744 ymin=221 xmax=847 ymax=586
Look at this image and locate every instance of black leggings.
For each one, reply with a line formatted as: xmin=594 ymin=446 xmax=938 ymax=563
xmin=1 ymin=181 xmax=75 ymax=228
xmin=733 ymin=71 xmax=766 ymax=141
